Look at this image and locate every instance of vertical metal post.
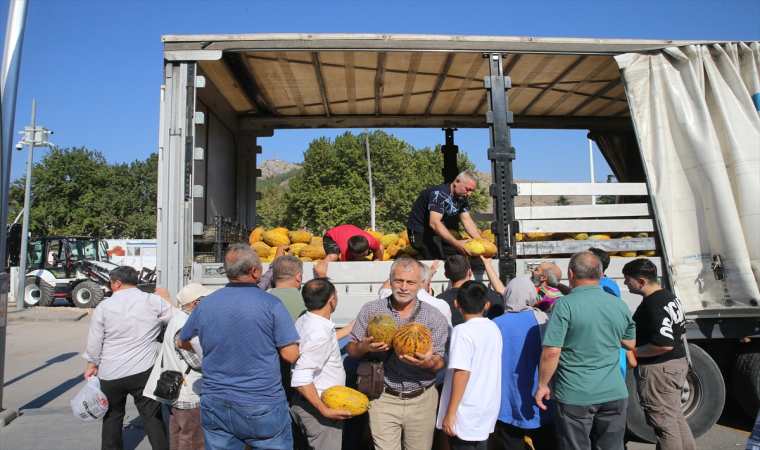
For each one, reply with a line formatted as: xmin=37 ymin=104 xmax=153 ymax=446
xmin=589 ymin=139 xmax=596 ymax=205
xmin=484 ymin=53 xmax=517 ymax=284
xmin=365 ymin=128 xmax=375 ymax=231
xmin=0 ymin=0 xmax=29 ymax=411
xmin=15 ymin=99 xmax=35 ymax=310
xmin=441 ymin=128 xmax=459 ymax=183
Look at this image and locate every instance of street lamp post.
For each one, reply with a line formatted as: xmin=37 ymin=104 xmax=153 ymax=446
xmin=14 ymin=99 xmax=54 ymax=310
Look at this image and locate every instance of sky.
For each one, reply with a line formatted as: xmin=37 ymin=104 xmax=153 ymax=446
xmin=1 ymin=0 xmax=758 ymax=183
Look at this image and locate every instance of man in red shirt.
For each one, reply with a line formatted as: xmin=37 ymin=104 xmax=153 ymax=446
xmin=323 ymin=224 xmax=385 ymax=262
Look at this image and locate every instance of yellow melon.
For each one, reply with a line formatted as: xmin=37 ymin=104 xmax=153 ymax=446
xmin=572 ymin=233 xmax=589 ymax=240
xmin=482 ymin=233 xmax=495 ymax=243
xmin=635 ymin=232 xmax=649 ymax=238
xmin=367 ymin=230 xmax=384 ymax=241
xmin=289 ymin=230 xmax=312 ymax=244
xmin=563 ymin=238 xmax=576 ymax=241
xmin=482 ymin=242 xmax=498 ymax=258
xmin=299 ymin=256 xmax=314 ymax=262
xmin=261 ymin=255 xmax=274 ymax=263
xmin=483 ymin=229 xmax=493 ymax=236
xmin=448 ymin=229 xmax=462 ymax=240
xmin=399 ymin=230 xmax=409 ymax=242
xmin=249 ymin=227 xmax=265 ymax=244
xmin=321 ymin=386 xmax=371 ymax=416
xmin=401 ymin=245 xmax=419 ymax=256
xmin=300 ymin=245 xmax=327 ymax=260
xmin=383 ymin=252 xmax=391 ymax=261
xmin=461 ymin=232 xmax=472 ymax=240
xmin=386 ymin=244 xmax=402 ymax=258
xmin=272 ymin=227 xmax=290 ymax=236
xmin=268 ymin=246 xmax=278 ymax=257
xmin=466 ymin=240 xmax=486 ymax=256
xmin=588 ymin=234 xmax=611 ymax=240
xmin=250 ymin=242 xmax=271 ymax=258
xmin=639 ymin=250 xmax=657 ymax=257
xmin=515 ymin=233 xmax=523 ymax=242
xmin=380 ymin=234 xmax=400 ymax=247
xmin=290 ymin=243 xmax=308 ymax=256
xmin=263 ymin=230 xmax=290 ymax=247
xmin=310 ymin=236 xmax=323 ymax=245
xmin=397 ymin=238 xmax=408 ymax=247
xmin=619 ymin=251 xmax=638 ymax=257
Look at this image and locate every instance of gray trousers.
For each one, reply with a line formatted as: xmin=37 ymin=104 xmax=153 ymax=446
xmin=289 ymin=393 xmax=343 ymax=450
xmin=555 ymin=398 xmax=627 ymax=450
xmin=635 ymin=358 xmax=696 ymax=450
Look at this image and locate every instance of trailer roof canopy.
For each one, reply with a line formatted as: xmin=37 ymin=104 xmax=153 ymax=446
xmin=162 ymin=34 xmax=717 ymax=130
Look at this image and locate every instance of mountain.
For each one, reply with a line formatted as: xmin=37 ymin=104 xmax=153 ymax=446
xmin=258 ymin=159 xmax=303 ymax=188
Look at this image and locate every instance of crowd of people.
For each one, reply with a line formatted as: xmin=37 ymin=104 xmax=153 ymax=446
xmin=82 ymin=244 xmax=696 ymax=450
xmin=82 ymin=172 xmax=695 ymax=450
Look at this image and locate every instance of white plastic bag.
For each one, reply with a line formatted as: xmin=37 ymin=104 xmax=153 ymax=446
xmin=71 ymin=376 xmax=109 ymax=421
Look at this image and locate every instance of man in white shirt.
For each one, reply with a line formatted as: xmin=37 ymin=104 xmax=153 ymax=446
xmin=290 ymin=278 xmax=353 ymax=449
xmin=83 ymin=266 xmax=178 ymax=450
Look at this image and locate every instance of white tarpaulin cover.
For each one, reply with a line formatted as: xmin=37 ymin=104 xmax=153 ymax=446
xmin=616 ymin=42 xmax=760 ymax=313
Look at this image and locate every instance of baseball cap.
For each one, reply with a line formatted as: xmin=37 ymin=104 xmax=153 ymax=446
xmin=176 ymin=283 xmax=214 ymax=306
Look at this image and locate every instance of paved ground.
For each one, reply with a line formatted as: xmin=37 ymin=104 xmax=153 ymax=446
xmin=0 ymin=305 xmax=754 ymax=449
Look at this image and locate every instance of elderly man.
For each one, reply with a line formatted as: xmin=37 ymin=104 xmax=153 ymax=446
xmin=348 ymin=259 xmax=449 ymax=450
xmin=270 ymin=254 xmax=306 ymax=322
xmin=530 ymin=261 xmax=563 ymax=313
xmin=179 ymin=243 xmax=300 ymax=450
xmin=535 ymin=253 xmax=636 ymax=450
xmin=290 ymin=278 xmax=353 ymax=449
xmin=83 ymin=266 xmax=178 ymax=450
xmin=438 ymin=255 xmax=505 ymax=325
xmin=406 ymin=171 xmax=482 ymax=259
xmin=144 ymin=284 xmax=213 ymax=450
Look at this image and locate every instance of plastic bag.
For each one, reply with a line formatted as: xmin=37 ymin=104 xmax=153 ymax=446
xmin=71 ymin=376 xmax=109 ymax=421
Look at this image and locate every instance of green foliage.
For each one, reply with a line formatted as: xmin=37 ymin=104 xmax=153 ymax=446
xmin=7 ymin=147 xmax=157 ymax=239
xmin=596 ymin=174 xmax=617 ymax=204
xmin=261 ymin=131 xmax=488 ymax=235
xmin=555 ymin=195 xmax=572 ymax=206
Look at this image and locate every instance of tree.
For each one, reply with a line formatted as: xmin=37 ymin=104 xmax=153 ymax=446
xmin=596 ymin=174 xmax=617 ymax=205
xmin=7 ymin=147 xmax=157 ymax=239
xmin=269 ymin=131 xmax=489 ymax=234
xmin=555 ymin=195 xmax=572 ymax=206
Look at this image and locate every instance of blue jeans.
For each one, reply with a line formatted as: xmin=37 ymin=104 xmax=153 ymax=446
xmin=200 ymin=394 xmax=293 ymax=450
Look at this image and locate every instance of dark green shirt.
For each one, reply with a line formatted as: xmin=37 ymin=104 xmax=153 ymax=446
xmin=542 ymin=285 xmax=636 ymax=406
xmin=269 ymin=287 xmax=305 ymax=323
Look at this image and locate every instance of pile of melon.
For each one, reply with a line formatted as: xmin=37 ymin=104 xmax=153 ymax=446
xmin=248 ymin=227 xmax=327 ymax=263
xmin=516 ymin=232 xmax=658 ymax=258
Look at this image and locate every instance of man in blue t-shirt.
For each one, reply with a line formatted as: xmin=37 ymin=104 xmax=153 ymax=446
xmin=406 ymin=171 xmax=482 ymax=260
xmin=180 ymin=243 xmax=300 ymax=450
xmin=589 ymin=247 xmax=621 ymax=297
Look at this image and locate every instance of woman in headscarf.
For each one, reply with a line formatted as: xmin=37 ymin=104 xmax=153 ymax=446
xmin=481 ymin=256 xmax=557 ymax=450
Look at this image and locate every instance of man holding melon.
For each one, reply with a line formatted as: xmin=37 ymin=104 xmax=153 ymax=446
xmin=406 ymin=171 xmax=483 ymax=260
xmin=347 ymin=258 xmax=449 ymax=450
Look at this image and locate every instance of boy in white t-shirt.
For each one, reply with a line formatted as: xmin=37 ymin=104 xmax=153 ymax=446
xmin=437 ymin=281 xmax=503 ymax=449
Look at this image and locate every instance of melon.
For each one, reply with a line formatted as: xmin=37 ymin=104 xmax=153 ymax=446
xmin=639 ymin=250 xmax=657 ymax=257
xmin=401 ymin=245 xmax=419 ymax=256
xmin=399 ymin=230 xmax=409 ymax=242
xmin=263 ymin=230 xmax=290 ymax=247
xmin=261 ymin=255 xmax=274 ymax=263
xmin=321 ymin=386 xmax=371 ymax=416
xmin=367 ymin=314 xmax=398 ymax=345
xmin=482 ymin=242 xmax=498 ymax=258
xmin=447 ymin=229 xmax=462 ymax=240
xmin=367 ymin=230 xmax=384 ymax=241
xmin=380 ymin=234 xmax=400 ymax=247
xmin=466 ymin=240 xmax=486 ymax=256
xmin=397 ymin=238 xmax=408 ymax=248
xmin=635 ymin=232 xmax=649 ymax=238
xmin=392 ymin=323 xmax=432 ymax=357
xmin=563 ymin=238 xmax=576 ymax=241
xmin=300 ymin=245 xmax=327 ymax=260
xmin=588 ymin=234 xmax=611 ymax=240
xmin=272 ymin=227 xmax=290 ymax=236
xmin=268 ymin=246 xmax=278 ymax=257
xmin=250 ymin=242 xmax=271 ymax=258
xmin=386 ymin=244 xmax=402 ymax=258
xmin=572 ymin=233 xmax=589 ymax=240
xmin=620 ymin=235 xmax=633 ymax=239
xmin=249 ymin=227 xmax=265 ymax=244
xmin=310 ymin=236 xmax=323 ymax=245
xmin=461 ymin=232 xmax=472 ymax=240
xmin=619 ymin=251 xmax=638 ymax=257
xmin=483 ymin=229 xmax=493 ymax=236
xmin=289 ymin=231 xmax=312 ymax=244
xmin=382 ymin=252 xmax=391 ymax=261
xmin=515 ymin=233 xmax=523 ymax=242
xmin=289 ymin=243 xmax=308 ymax=256
xmin=482 ymin=233 xmax=495 ymax=243
xmin=299 ymin=256 xmax=314 ymax=262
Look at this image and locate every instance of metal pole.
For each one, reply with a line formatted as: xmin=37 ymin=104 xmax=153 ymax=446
xmin=15 ymin=99 xmax=34 ymax=310
xmin=0 ymin=0 xmax=29 ymax=412
xmin=589 ymin=139 xmax=596 ymax=205
xmin=365 ymin=128 xmax=375 ymax=231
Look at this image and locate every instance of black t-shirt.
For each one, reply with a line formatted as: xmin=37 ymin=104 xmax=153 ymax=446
xmin=437 ymin=287 xmax=505 ymax=327
xmin=406 ymin=184 xmax=469 ymax=234
xmin=632 ymin=289 xmax=687 ymax=365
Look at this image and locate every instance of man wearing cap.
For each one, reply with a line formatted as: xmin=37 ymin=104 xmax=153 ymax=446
xmin=145 ymin=283 xmax=213 ymax=450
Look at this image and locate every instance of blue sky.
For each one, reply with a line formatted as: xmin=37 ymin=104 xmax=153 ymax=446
xmin=1 ymin=0 xmax=758 ymax=183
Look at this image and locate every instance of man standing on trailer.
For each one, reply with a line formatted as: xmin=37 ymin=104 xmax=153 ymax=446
xmin=406 ymin=171 xmax=482 ymax=260
xmin=623 ymin=258 xmax=696 ymax=450
xmin=323 ymin=224 xmax=385 ymax=262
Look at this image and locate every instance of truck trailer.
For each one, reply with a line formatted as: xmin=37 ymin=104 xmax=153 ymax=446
xmin=156 ymin=34 xmax=760 ymax=442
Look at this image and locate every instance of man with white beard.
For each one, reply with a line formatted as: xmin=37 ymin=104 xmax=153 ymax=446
xmin=530 ymin=261 xmax=563 ymax=313
xmin=347 ymin=258 xmax=449 ymax=450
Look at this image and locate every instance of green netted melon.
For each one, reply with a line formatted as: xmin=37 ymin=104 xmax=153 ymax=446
xmin=392 ymin=323 xmax=432 ymax=357
xmin=367 ymin=314 xmax=398 ymax=345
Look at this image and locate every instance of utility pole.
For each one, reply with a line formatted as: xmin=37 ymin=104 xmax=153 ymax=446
xmin=0 ymin=0 xmax=30 ymax=412
xmin=15 ymin=100 xmax=55 ymax=310
xmin=589 ymin=139 xmax=596 ymax=205
xmin=365 ymin=129 xmax=375 ymax=231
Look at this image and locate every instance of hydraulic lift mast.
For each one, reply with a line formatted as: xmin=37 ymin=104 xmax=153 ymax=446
xmin=484 ymin=53 xmax=517 ymax=284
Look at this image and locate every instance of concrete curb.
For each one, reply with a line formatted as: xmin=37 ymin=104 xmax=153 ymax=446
xmin=0 ymin=408 xmax=20 ymax=427
xmin=7 ymin=311 xmax=88 ymax=322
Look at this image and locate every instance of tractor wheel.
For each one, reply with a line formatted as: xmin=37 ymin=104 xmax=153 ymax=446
xmin=25 ymin=277 xmax=54 ymax=307
xmin=71 ymin=281 xmax=105 ymax=309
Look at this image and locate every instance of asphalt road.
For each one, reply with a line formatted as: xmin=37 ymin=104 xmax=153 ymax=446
xmin=0 ymin=304 xmax=753 ymax=449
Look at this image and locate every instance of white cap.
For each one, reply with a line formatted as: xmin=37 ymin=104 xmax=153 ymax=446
xmin=176 ymin=283 xmax=214 ymax=306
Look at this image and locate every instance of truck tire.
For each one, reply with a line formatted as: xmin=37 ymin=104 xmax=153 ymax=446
xmin=25 ymin=276 xmax=54 ymax=307
xmin=71 ymin=281 xmax=105 ymax=309
xmin=732 ymin=346 xmax=760 ymax=418
xmin=626 ymin=344 xmax=725 ymax=443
